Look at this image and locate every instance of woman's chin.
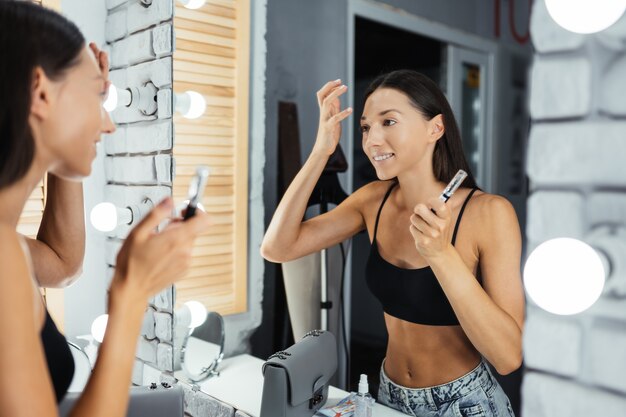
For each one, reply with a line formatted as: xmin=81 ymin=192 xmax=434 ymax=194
xmin=49 ymin=166 xmax=90 ymax=182
xmin=375 ymin=169 xmax=394 ymax=181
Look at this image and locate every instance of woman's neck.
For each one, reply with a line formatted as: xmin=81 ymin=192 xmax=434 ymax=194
xmin=395 ymin=168 xmax=446 ymax=212
xmin=0 ymin=155 xmax=49 ymax=228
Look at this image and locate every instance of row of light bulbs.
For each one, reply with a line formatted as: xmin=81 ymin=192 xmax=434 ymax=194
xmin=103 ymin=83 xmax=207 ymax=120
xmin=102 ymin=0 xmax=215 ymax=117
xmin=82 ymin=300 xmax=207 ymax=365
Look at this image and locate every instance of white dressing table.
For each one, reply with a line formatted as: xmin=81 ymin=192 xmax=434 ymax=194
xmin=175 ymin=338 xmax=406 ymax=417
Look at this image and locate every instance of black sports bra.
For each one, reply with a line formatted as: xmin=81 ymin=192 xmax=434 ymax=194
xmin=41 ymin=309 xmax=74 ymax=402
xmin=365 ymin=182 xmax=478 ymax=326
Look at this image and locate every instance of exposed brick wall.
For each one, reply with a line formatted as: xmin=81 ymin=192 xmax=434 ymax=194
xmin=103 ymin=0 xmax=176 ymax=381
xmin=523 ymin=1 xmax=626 ymax=415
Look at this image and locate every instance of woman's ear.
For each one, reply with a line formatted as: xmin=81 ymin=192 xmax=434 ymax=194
xmin=30 ymin=67 xmax=53 ymax=120
xmin=429 ymin=114 xmax=445 ymax=142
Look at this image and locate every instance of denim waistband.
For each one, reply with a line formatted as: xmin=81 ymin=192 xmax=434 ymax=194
xmin=380 ymin=358 xmax=497 ymax=410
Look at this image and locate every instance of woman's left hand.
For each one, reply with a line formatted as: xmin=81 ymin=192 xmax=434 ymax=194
xmin=409 ymin=197 xmax=454 ymax=260
xmin=89 ymin=42 xmax=110 ymax=89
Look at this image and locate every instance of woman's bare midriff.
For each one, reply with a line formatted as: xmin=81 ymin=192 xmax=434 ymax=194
xmin=383 ymin=313 xmax=482 ymax=388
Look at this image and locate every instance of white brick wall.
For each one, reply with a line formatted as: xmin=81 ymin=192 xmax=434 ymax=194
xmin=522 ymin=373 xmax=626 ymax=417
xmin=104 ymin=0 xmax=176 ymax=378
xmin=523 ymin=1 xmax=626 ymax=415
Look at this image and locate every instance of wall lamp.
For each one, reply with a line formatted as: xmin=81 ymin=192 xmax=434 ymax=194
xmin=104 ymin=83 xmax=206 ymax=120
xmin=90 ymin=200 xmax=154 ymax=233
xmin=523 ymin=234 xmax=626 ymax=315
xmin=545 ymin=0 xmax=626 ymax=34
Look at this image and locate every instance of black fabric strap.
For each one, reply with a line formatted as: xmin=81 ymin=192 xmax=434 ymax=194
xmin=372 ymin=182 xmax=398 ymax=242
xmin=451 ymin=187 xmax=478 ymax=246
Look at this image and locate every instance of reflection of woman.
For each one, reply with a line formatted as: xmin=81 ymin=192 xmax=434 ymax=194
xmin=0 ymin=2 xmax=210 ymax=416
xmin=262 ymin=70 xmax=524 ymax=416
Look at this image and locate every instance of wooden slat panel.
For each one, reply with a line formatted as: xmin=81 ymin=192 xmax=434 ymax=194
xmin=175 ymin=7 xmax=236 ymax=28
xmin=174 ymin=17 xmax=236 ymax=38
xmin=174 ymin=135 xmax=234 ymax=146
xmin=175 ymin=173 xmax=234 ymax=185
xmin=204 ymin=0 xmax=236 ymax=10
xmin=173 ymin=82 xmax=235 ymax=99
xmin=16 ymin=223 xmax=40 ymax=238
xmin=176 ymin=39 xmax=235 ymax=58
xmin=175 ymin=155 xmax=233 ymax=166
xmin=176 ymin=275 xmax=233 ymax=291
xmin=174 ymin=60 xmax=235 ymax=78
xmin=174 ymin=165 xmax=234 ymax=177
xmin=174 ymin=0 xmax=249 ymax=315
xmin=173 ymin=186 xmax=234 ymax=198
xmin=176 ymin=28 xmax=236 ymax=48
xmin=174 ymin=50 xmax=235 ymax=68
xmin=175 ymin=124 xmax=234 ymax=136
xmin=178 ymin=114 xmax=235 ymax=127
xmin=193 ymin=4 xmax=236 ymax=19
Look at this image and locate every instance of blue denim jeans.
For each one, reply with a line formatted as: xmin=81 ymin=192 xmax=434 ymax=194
xmin=378 ymin=358 xmax=515 ymax=417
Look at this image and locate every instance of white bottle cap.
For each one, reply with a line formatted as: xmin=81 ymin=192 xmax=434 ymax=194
xmin=358 ymin=374 xmax=369 ymax=394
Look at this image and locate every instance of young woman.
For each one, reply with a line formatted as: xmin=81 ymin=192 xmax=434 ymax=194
xmin=0 ymin=2 xmax=211 ymax=416
xmin=261 ymin=70 xmax=524 ymax=416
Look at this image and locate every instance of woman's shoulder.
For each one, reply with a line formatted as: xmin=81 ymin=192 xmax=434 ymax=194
xmin=465 ymin=191 xmax=520 ymax=234
xmin=0 ymin=225 xmax=32 ymax=280
xmin=469 ymin=191 xmax=516 ymax=217
xmin=0 ymin=224 xmax=23 ymax=253
xmin=352 ymin=180 xmax=397 ymax=204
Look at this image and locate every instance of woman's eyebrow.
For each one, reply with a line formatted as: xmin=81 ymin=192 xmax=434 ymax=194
xmin=361 ymin=109 xmax=402 ymax=120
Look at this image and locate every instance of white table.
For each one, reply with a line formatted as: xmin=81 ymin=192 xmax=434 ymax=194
xmin=175 ymin=341 xmax=406 ymax=417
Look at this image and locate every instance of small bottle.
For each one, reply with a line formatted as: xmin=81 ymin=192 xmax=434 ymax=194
xmin=354 ymin=374 xmax=373 ymax=417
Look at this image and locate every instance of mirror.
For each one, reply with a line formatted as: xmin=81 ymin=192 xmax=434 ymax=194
xmin=179 ymin=311 xmax=225 ymax=383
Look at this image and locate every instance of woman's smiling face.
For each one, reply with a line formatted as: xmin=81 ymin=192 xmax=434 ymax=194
xmin=360 ymin=87 xmax=440 ymax=181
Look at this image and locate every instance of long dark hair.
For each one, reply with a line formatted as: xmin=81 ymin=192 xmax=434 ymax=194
xmin=0 ymin=1 xmax=84 ymax=189
xmin=363 ymin=70 xmax=478 ymax=189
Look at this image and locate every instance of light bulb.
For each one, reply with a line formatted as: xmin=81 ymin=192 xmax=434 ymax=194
xmin=90 ymin=200 xmax=153 ymax=232
xmin=175 ymin=300 xmax=207 ymax=329
xmin=90 ymin=202 xmax=132 ymax=232
xmin=103 ymin=84 xmax=132 ymax=112
xmin=545 ymin=0 xmax=626 ymax=34
xmin=185 ymin=301 xmax=207 ymax=328
xmin=523 ymin=238 xmax=605 ymax=315
xmin=178 ymin=0 xmax=205 ymax=9
xmin=91 ymin=314 xmax=109 ymax=343
xmin=103 ymin=83 xmax=118 ymax=112
xmin=175 ymin=91 xmax=206 ymax=119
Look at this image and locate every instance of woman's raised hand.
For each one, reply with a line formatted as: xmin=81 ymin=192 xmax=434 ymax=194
xmin=312 ymin=79 xmax=353 ymax=157
xmin=89 ymin=42 xmax=110 ymax=90
xmin=109 ymin=197 xmax=212 ymax=305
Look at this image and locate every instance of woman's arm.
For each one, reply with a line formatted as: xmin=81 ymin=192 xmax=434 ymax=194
xmin=410 ymin=194 xmax=524 ymax=375
xmin=68 ymin=199 xmax=211 ymax=417
xmin=25 ymin=173 xmax=85 ymax=288
xmin=261 ymin=80 xmax=363 ymax=262
xmin=0 ymin=200 xmax=211 ymax=417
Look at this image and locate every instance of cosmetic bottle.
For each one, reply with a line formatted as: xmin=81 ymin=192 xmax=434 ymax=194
xmin=354 ymin=374 xmax=374 ymax=417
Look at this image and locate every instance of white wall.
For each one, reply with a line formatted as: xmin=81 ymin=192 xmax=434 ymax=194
xmin=60 ymin=0 xmax=108 ymax=340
